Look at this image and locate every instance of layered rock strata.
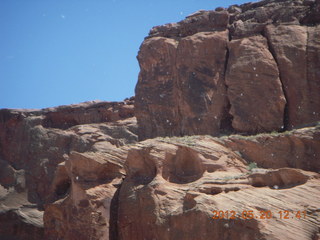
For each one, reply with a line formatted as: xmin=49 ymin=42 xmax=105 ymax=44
xmin=0 ymin=99 xmax=137 ymax=239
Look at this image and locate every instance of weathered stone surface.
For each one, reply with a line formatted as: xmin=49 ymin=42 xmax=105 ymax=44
xmin=136 ymin=31 xmax=230 ymax=140
xmin=43 ymin=98 xmax=134 ymax=129
xmin=229 ymin=0 xmax=310 ymax=39
xmin=1 ymin=0 xmax=320 ymax=239
xmin=44 ymin=150 xmax=127 ymax=240
xmin=148 ymin=10 xmax=229 ymax=38
xmin=176 ymin=31 xmax=231 ymax=136
xmin=135 ymin=0 xmax=320 ymax=138
xmin=0 ymin=99 xmax=137 ymax=205
xmin=301 ymin=0 xmax=320 ymax=24
xmin=0 ymin=99 xmax=137 ymax=239
xmin=265 ymin=24 xmax=320 ymax=129
xmin=0 ymin=188 xmax=44 ymax=240
xmin=135 ymin=37 xmax=179 ymax=139
xmin=226 ymin=35 xmax=286 ymax=133
xmin=118 ymin=136 xmax=320 ymax=240
xmin=221 ymin=123 xmax=320 ymax=172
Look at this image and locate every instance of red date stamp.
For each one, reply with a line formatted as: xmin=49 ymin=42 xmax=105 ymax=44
xmin=212 ymin=210 xmax=307 ymax=220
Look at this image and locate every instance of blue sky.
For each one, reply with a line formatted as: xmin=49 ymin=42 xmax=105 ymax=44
xmin=1 ymin=0 xmax=250 ymax=109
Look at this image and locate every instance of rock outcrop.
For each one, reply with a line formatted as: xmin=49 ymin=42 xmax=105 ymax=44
xmin=135 ymin=0 xmax=320 ymax=139
xmin=0 ymin=99 xmax=137 ymax=239
xmin=42 ymin=124 xmax=320 ymax=240
xmin=117 ymin=136 xmax=320 ymax=240
xmin=1 ymin=0 xmax=320 ymax=240
xmin=44 ymin=151 xmax=127 ymax=240
xmin=136 ymin=31 xmax=230 ymax=139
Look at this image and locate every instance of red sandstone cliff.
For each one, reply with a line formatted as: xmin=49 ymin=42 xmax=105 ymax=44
xmin=0 ymin=0 xmax=320 ymax=239
xmin=135 ymin=0 xmax=320 ymax=139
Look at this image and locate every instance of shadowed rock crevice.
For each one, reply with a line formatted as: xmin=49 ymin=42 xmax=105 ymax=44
xmin=263 ymin=29 xmax=289 ymax=131
xmin=109 ymin=186 xmax=121 ymax=240
xmin=162 ymin=147 xmax=204 ymax=184
xmin=220 ymin=44 xmax=234 ymax=135
xmin=54 ymin=178 xmax=71 ymax=198
xmin=249 ymin=168 xmax=310 ymax=189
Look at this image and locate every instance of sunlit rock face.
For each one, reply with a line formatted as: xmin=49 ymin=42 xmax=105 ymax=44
xmin=117 ymin=136 xmax=320 ymax=240
xmin=0 ymin=99 xmax=137 ymax=240
xmin=1 ymin=0 xmax=320 ymax=239
xmin=135 ymin=0 xmax=320 ymax=140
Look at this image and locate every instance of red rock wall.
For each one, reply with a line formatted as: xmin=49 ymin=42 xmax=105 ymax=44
xmin=135 ymin=0 xmax=320 ymax=140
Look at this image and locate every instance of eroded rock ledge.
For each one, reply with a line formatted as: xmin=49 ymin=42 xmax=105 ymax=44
xmin=0 ymin=99 xmax=137 ymax=240
xmin=45 ymin=126 xmax=320 ymax=240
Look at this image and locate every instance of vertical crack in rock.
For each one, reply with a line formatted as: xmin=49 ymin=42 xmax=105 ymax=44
xmin=264 ymin=25 xmax=311 ymax=130
xmin=109 ymin=184 xmax=121 ymax=240
xmin=225 ymin=34 xmax=286 ymax=134
xmin=263 ymin=28 xmax=289 ymax=131
xmin=306 ymin=25 xmax=320 ymax=125
xmin=220 ymin=37 xmax=234 ymax=135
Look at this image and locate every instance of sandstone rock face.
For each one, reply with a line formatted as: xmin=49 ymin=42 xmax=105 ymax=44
xmin=221 ymin=124 xmax=320 ymax=172
xmin=0 ymin=99 xmax=137 ymax=240
xmin=0 ymin=186 xmax=44 ymax=240
xmin=136 ymin=31 xmax=230 ymax=139
xmin=226 ymin=35 xmax=286 ymax=133
xmin=135 ymin=0 xmax=320 ymax=139
xmin=265 ymin=25 xmax=320 ymax=129
xmin=118 ymin=136 xmax=320 ymax=240
xmin=1 ymin=0 xmax=320 ymax=239
xmin=44 ymin=151 xmax=127 ymax=240
xmin=43 ymin=98 xmax=134 ymax=129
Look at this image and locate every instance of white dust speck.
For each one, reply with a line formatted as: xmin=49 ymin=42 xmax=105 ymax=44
xmin=180 ymin=11 xmax=184 ymax=15
xmin=273 ymin=185 xmax=279 ymax=189
xmin=253 ymin=67 xmax=256 ymax=71
xmin=240 ymin=93 xmax=243 ymax=96
xmin=76 ymin=176 xmax=79 ymax=180
xmin=255 ymin=74 xmax=259 ymax=77
xmin=313 ymin=112 xmax=316 ymax=115
xmin=166 ymin=119 xmax=169 ymax=123
xmin=61 ymin=14 xmax=66 ymax=19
